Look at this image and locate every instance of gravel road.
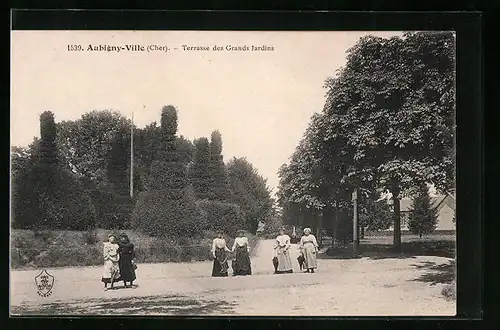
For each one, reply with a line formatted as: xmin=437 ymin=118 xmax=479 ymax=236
xmin=10 ymin=239 xmax=456 ymax=316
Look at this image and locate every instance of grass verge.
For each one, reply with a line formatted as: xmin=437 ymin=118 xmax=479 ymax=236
xmin=11 ymin=229 xmax=258 ymax=269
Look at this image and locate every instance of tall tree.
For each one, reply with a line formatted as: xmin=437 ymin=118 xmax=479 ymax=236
xmin=134 ymin=121 xmax=161 ymax=191
xmin=11 ymin=144 xmax=39 ymax=229
xmin=408 ymin=184 xmax=439 ymax=237
xmin=160 ymin=105 xmax=177 ymax=152
xmin=276 ymin=113 xmax=355 ymax=245
xmin=12 ymin=112 xmax=96 ymax=230
xmin=227 ymin=157 xmax=274 ymax=233
xmin=190 ymin=137 xmax=213 ymax=200
xmin=148 ymin=105 xmax=185 ymax=191
xmin=209 ymin=130 xmax=232 ymax=202
xmin=132 ymin=105 xmax=205 ymax=237
xmin=176 ymin=135 xmax=195 ymax=165
xmin=358 ymin=197 xmax=393 ymax=232
xmin=56 ymin=110 xmax=131 ymax=186
xmin=107 ymin=128 xmax=130 ymax=195
xmin=322 ymin=32 xmax=455 ymax=250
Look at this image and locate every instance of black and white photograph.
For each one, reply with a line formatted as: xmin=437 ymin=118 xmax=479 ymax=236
xmin=10 ymin=30 xmax=456 ymax=316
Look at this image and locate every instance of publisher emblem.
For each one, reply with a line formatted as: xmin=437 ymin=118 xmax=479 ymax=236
xmin=34 ymin=270 xmax=54 ymax=297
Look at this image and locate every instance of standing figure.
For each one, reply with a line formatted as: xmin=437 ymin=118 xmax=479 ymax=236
xmin=299 ymin=227 xmax=319 ymax=273
xmin=231 ymin=230 xmax=252 ymax=276
xmin=102 ymin=234 xmax=120 ymax=290
xmin=273 ymin=227 xmax=293 ymax=274
xmin=211 ymin=230 xmax=231 ymax=277
xmin=117 ymin=233 xmax=137 ymax=288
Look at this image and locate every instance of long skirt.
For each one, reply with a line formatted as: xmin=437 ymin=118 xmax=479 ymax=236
xmin=212 ymin=247 xmax=229 ymax=277
xmin=102 ymin=259 xmax=120 ymax=283
xmin=302 ymin=243 xmax=318 ymax=269
xmin=233 ymin=246 xmax=252 ymax=276
xmin=117 ymin=253 xmax=136 ymax=282
xmin=276 ymin=247 xmax=293 ymax=274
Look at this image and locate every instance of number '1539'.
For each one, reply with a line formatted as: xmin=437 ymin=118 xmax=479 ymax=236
xmin=68 ymin=45 xmax=84 ymax=51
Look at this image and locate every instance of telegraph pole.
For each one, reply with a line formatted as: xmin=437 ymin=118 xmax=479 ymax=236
xmin=129 ymin=111 xmax=134 ymax=198
xmin=352 ymin=188 xmax=359 ymax=255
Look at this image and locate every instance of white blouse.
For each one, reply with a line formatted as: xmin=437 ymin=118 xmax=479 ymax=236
xmin=232 ymin=236 xmax=250 ymax=252
xmin=274 ymin=234 xmax=291 ymax=249
xmin=103 ymin=242 xmax=120 ymax=262
xmin=300 ymin=234 xmax=319 ymax=249
xmin=211 ymin=238 xmax=231 ymax=254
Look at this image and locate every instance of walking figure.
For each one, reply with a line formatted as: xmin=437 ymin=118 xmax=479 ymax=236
xmin=211 ymin=230 xmax=231 ymax=277
xmin=231 ymin=230 xmax=252 ymax=276
xmin=102 ymin=234 xmax=120 ymax=290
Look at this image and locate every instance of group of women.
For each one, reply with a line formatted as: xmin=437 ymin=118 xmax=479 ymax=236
xmin=211 ymin=227 xmax=319 ymax=277
xmin=101 ymin=227 xmax=318 ymax=286
xmin=101 ymin=233 xmax=137 ymax=290
xmin=212 ymin=230 xmax=252 ymax=277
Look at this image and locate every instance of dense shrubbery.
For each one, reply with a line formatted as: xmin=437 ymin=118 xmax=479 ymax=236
xmin=261 ymin=215 xmax=284 ymax=235
xmin=45 ymin=178 xmax=96 ymax=230
xmin=226 ymin=157 xmax=274 ymax=233
xmin=132 ymin=186 xmax=206 ymax=237
xmin=11 ymin=112 xmax=97 ymax=231
xmin=131 ymin=105 xmax=209 ymax=238
xmin=198 ymin=200 xmax=245 ymax=237
xmin=11 ymin=229 xmax=257 ymax=268
xmin=359 ymin=199 xmax=392 ymax=232
xmin=87 ymin=188 xmax=134 ymax=230
xmin=11 ymin=106 xmax=274 ymax=244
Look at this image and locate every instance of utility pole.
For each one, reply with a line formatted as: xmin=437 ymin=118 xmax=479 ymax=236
xmin=352 ymin=188 xmax=359 ymax=255
xmin=129 ymin=111 xmax=134 ymax=198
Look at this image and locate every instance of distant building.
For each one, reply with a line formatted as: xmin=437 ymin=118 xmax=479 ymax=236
xmin=387 ymin=193 xmax=456 ymax=231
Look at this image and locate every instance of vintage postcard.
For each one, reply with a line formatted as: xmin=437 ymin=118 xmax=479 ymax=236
xmin=10 ymin=30 xmax=456 ymax=316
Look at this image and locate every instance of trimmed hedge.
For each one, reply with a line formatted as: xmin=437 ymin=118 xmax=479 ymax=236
xmin=11 ymin=229 xmax=258 ymax=269
xmin=131 ymin=186 xmax=207 ymax=237
xmin=197 ymin=200 xmax=246 ymax=237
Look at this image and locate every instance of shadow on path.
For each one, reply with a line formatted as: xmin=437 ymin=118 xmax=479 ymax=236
xmin=410 ymin=260 xmax=455 ymax=285
xmin=11 ymin=294 xmax=236 ymax=316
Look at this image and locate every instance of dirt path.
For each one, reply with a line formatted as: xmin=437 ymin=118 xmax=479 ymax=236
xmin=10 ymin=239 xmax=456 ymax=316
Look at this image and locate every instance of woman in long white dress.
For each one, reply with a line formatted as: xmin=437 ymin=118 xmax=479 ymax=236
xmin=102 ymin=234 xmax=121 ymax=290
xmin=273 ymin=228 xmax=293 ymax=274
xmin=299 ymin=228 xmax=319 ymax=273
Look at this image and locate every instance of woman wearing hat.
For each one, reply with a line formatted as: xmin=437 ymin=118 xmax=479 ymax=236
xmin=231 ymin=230 xmax=252 ymax=276
xmin=102 ymin=234 xmax=120 ymax=290
xmin=211 ymin=230 xmax=231 ymax=277
xmin=299 ymin=228 xmax=319 ymax=273
xmin=117 ymin=233 xmax=137 ymax=288
xmin=273 ymin=227 xmax=293 ymax=274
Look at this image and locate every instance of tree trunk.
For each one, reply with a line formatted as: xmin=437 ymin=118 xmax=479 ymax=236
xmin=331 ymin=208 xmax=338 ymax=249
xmin=361 ymin=226 xmax=365 ymax=239
xmin=391 ymin=179 xmax=402 ymax=252
xmin=317 ymin=213 xmax=323 ymax=248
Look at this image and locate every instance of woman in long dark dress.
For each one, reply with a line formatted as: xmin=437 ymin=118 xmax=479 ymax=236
xmin=231 ymin=230 xmax=252 ymax=276
xmin=211 ymin=231 xmax=231 ymax=277
xmin=117 ymin=233 xmax=136 ymax=288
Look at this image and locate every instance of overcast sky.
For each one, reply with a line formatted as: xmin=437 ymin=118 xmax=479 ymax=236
xmin=11 ymin=30 xmax=402 ymax=194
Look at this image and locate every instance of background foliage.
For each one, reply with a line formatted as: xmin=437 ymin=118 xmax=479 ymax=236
xmin=12 ymin=105 xmax=274 ymax=239
xmin=277 ymin=32 xmax=455 ymax=249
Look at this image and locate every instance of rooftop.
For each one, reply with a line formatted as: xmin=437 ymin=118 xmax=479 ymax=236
xmin=387 ymin=194 xmax=455 ymax=212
